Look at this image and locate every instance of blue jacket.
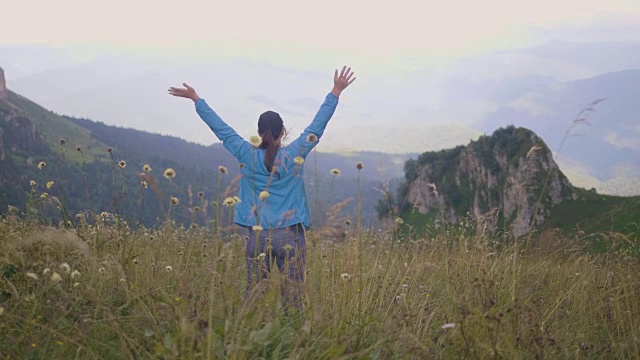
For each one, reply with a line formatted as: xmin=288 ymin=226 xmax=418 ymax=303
xmin=195 ymin=92 xmax=339 ymax=229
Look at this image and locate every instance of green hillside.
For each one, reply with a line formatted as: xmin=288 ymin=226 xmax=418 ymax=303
xmin=6 ymin=91 xmax=107 ymax=163
xmin=1 ymin=89 xmax=404 ymax=229
xmin=547 ymin=189 xmax=640 ymax=238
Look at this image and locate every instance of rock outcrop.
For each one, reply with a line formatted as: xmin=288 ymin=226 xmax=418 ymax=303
xmin=0 ymin=67 xmax=47 ymax=158
xmin=0 ymin=66 xmax=7 ymax=101
xmin=404 ymin=126 xmax=576 ymax=237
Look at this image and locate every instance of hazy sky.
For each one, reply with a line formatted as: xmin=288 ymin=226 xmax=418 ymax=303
xmin=3 ymin=0 xmax=640 ymax=71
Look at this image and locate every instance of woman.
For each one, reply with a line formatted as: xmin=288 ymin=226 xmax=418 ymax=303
xmin=168 ymin=66 xmax=356 ymax=311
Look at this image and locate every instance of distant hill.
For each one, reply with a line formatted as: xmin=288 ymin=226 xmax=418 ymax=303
xmin=476 ymin=69 xmax=640 ymax=196
xmin=0 ymin=67 xmax=409 ymax=229
xmin=514 ymin=39 xmax=640 ymax=75
xmin=4 ymin=47 xmax=485 ymax=155
xmin=385 ymin=126 xmax=640 ymax=238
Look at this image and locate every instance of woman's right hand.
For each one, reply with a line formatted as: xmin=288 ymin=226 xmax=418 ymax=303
xmin=332 ymin=66 xmax=356 ymax=97
xmin=168 ymin=83 xmax=200 ymax=103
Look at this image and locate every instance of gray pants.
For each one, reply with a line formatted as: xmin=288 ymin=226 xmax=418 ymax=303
xmin=245 ymin=224 xmax=306 ymax=311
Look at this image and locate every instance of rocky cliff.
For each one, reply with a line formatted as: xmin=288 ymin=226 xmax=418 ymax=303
xmin=0 ymin=66 xmax=6 ymax=101
xmin=403 ymin=126 xmax=576 ymax=237
xmin=0 ymin=67 xmax=47 ymax=160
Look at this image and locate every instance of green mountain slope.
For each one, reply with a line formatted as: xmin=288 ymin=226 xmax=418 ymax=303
xmin=1 ymin=87 xmax=407 ymax=229
xmin=6 ymin=91 xmax=107 ymax=163
xmin=547 ymin=189 xmax=640 ymax=237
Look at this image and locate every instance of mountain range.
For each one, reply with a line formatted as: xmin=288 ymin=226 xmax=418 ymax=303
xmin=1 ymin=40 xmax=640 ymax=197
xmin=2 ymin=61 xmax=639 ymax=241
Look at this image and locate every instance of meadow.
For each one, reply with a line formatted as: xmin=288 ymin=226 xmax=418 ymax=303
xmin=1 ymin=119 xmax=640 ymax=359
xmin=1 ymin=204 xmax=639 ymax=359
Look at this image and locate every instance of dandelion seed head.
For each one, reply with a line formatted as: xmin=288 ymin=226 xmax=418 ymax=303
xmin=258 ymin=253 xmax=266 ymax=260
xmin=26 ymin=272 xmax=39 ymax=280
xmin=441 ymin=323 xmax=456 ymax=330
xmin=100 ymin=212 xmax=110 ymax=219
xmin=59 ymin=139 xmax=66 ymax=145
xmin=259 ymin=191 xmax=269 ymax=200
xmin=37 ymin=161 xmax=46 ymax=170
xmin=51 ymin=272 xmax=62 ymax=282
xmin=43 ymin=268 xmax=50 ymax=275
xmin=73 ymin=282 xmax=81 ymax=288
xmin=107 ymin=147 xmax=113 ymax=153
xmin=341 ymin=273 xmax=351 ymax=280
xmin=166 ymin=266 xmax=173 ymax=271
xmin=163 ymin=168 xmax=176 ymax=180
xmin=395 ymin=217 xmax=404 ymax=224
xmin=30 ymin=180 xmax=36 ymax=187
xmin=59 ymin=263 xmax=71 ymax=273
xmin=193 ymin=206 xmax=201 ymax=213
xmin=170 ymin=197 xmax=179 ymax=205
xmin=40 ymin=193 xmax=49 ymax=199
xmin=356 ymin=162 xmax=364 ymax=170
xmin=71 ymin=270 xmax=81 ymax=279
xmin=198 ymin=191 xmax=205 ymax=198
xmin=218 ymin=165 xmax=228 ymax=174
xmin=294 ymin=157 xmax=305 ymax=165
xmin=249 ymin=135 xmax=262 ymax=147
xmin=46 ymin=181 xmax=54 ymax=189
xmin=283 ymin=244 xmax=293 ymax=251
xmin=306 ymin=134 xmax=318 ymax=143
xmin=98 ymin=267 xmax=106 ymax=273
xmin=233 ymin=196 xmax=242 ymax=203
xmin=118 ymin=160 xmax=127 ymax=169
xmin=345 ymin=220 xmax=352 ymax=225
xmin=252 ymin=225 xmax=263 ymax=231
xmin=140 ymin=181 xmax=148 ymax=189
xmin=76 ymin=146 xmax=82 ymax=152
xmin=223 ymin=197 xmax=236 ymax=207
xmin=330 ymin=168 xmax=341 ymax=175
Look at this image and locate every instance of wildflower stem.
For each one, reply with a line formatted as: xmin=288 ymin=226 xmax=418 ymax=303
xmin=78 ymin=149 xmax=96 ymax=214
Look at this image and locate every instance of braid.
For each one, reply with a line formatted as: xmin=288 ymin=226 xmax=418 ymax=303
xmin=260 ymin=131 xmax=278 ymax=173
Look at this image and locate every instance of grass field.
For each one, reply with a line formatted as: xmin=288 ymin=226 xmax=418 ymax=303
xmin=1 ymin=214 xmax=638 ymax=359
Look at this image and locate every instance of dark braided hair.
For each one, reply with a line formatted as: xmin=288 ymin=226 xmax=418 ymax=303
xmin=257 ymin=111 xmax=286 ymax=174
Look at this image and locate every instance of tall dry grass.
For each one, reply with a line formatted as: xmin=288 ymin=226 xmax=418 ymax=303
xmin=0 ymin=215 xmax=638 ymax=359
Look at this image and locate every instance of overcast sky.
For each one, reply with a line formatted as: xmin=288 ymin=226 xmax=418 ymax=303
xmin=3 ymin=0 xmax=640 ymax=72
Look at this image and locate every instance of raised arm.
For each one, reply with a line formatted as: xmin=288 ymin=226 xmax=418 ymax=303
xmin=169 ymin=83 xmax=249 ymax=160
xmin=288 ymin=66 xmax=356 ymax=158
